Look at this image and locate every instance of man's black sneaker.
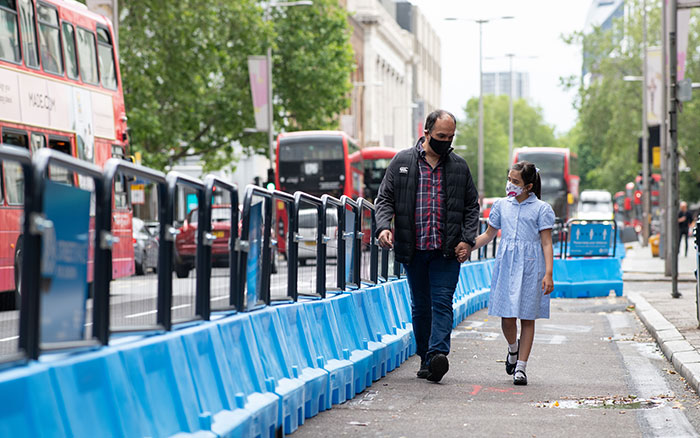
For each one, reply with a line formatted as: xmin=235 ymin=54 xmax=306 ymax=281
xmin=426 ymin=354 xmax=449 ymax=382
xmin=417 ymin=359 xmax=429 ymax=379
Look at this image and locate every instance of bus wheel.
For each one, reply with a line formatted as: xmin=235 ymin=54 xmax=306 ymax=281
xmin=13 ymin=240 xmax=22 ymax=309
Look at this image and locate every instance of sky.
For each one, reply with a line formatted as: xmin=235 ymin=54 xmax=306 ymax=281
xmin=407 ymin=0 xmax=593 ymax=136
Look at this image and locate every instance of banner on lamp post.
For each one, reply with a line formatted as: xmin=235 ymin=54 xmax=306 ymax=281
xmin=248 ymin=56 xmax=270 ymax=132
xmin=646 ymin=47 xmax=662 ymax=126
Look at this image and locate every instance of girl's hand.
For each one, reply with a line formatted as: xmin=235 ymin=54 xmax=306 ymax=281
xmin=542 ymin=273 xmax=554 ymax=295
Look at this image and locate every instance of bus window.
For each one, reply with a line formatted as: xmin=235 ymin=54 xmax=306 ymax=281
xmin=48 ymin=136 xmax=73 ymax=184
xmin=61 ymin=22 xmax=78 ymax=80
xmin=0 ymin=0 xmax=20 ymax=63
xmin=18 ymin=0 xmax=38 ymax=68
xmin=76 ymin=27 xmax=98 ymax=85
xmin=2 ymin=129 xmax=27 ymax=148
xmin=36 ymin=2 xmax=62 ymax=75
xmin=96 ymin=27 xmax=116 ymax=89
xmin=4 ymin=160 xmax=22 ymax=204
xmin=30 ymin=132 xmax=45 ymax=153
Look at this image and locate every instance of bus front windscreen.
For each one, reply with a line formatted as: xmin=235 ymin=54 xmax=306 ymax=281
xmin=364 ymin=158 xmax=392 ymax=200
xmin=278 ymin=137 xmax=345 ymax=197
xmin=517 ymin=152 xmax=567 ymax=218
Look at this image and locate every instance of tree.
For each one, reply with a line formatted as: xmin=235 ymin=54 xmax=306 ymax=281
xmin=562 ymin=0 xmax=700 ymax=205
xmin=118 ymin=0 xmax=354 ymax=171
xmin=272 ymin=0 xmax=354 ymax=130
xmin=454 ymin=95 xmax=556 ymax=198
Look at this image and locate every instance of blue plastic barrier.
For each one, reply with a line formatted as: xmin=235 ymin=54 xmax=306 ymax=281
xmin=179 ymin=324 xmax=253 ymax=438
xmin=0 ymin=364 xmax=67 ymax=437
xmin=304 ymin=299 xmax=371 ymax=395
xmin=248 ymin=308 xmax=307 ymax=435
xmin=371 ymin=284 xmax=411 ymax=366
xmin=275 ymin=303 xmax=337 ymax=412
xmin=551 ymin=258 xmax=623 ymax=298
xmin=50 ymin=349 xmax=150 ymax=437
xmin=331 ymin=293 xmax=388 ymax=381
xmin=386 ymin=280 xmax=416 ymax=356
xmin=351 ymin=286 xmax=404 ymax=373
xmin=216 ymin=315 xmax=280 ymax=438
xmin=117 ymin=333 xmax=217 ymax=437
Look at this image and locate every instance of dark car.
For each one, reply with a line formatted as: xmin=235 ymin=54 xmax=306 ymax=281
xmin=133 ymin=217 xmax=159 ymax=275
xmin=174 ymin=205 xmax=233 ymax=278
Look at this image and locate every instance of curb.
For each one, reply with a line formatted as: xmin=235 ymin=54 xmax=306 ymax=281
xmin=627 ymin=292 xmax=700 ymax=394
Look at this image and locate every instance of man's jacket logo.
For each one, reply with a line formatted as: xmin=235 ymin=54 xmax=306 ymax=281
xmin=399 ymin=167 xmax=408 ymax=174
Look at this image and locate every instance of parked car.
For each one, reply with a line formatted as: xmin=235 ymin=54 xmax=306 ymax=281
xmin=133 ymin=217 xmax=159 ymax=275
xmin=174 ymin=205 xmax=233 ymax=278
xmin=298 ymin=208 xmax=338 ymax=266
xmin=577 ymin=190 xmax=614 ymax=220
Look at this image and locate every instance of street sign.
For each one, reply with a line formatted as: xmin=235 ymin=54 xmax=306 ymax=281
xmin=568 ymin=222 xmax=614 ymax=256
xmin=130 ymin=182 xmax=145 ymax=204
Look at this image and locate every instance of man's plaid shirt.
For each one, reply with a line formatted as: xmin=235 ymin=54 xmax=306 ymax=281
xmin=414 ymin=139 xmax=445 ymax=250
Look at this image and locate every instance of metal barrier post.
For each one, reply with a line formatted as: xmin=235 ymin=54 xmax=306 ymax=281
xmin=203 ymin=176 xmax=239 ymax=316
xmin=357 ymin=198 xmax=378 ymax=284
xmin=291 ymin=193 xmax=323 ymax=300
xmin=160 ymin=172 xmax=207 ymax=329
xmin=101 ymin=159 xmax=168 ymax=337
xmin=31 ymin=149 xmax=105 ymax=352
xmin=270 ymin=190 xmax=295 ymax=304
xmin=321 ymin=195 xmax=343 ymax=293
xmin=237 ymin=185 xmax=273 ymax=311
xmin=341 ymin=196 xmax=360 ymax=289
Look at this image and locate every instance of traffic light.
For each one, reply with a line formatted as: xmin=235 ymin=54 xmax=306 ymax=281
xmin=265 ymin=168 xmax=276 ymax=191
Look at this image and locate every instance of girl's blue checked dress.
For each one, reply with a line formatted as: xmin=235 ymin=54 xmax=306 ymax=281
xmin=487 ymin=193 xmax=556 ymax=320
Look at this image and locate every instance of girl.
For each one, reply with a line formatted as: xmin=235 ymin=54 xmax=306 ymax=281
xmin=471 ymin=161 xmax=555 ymax=385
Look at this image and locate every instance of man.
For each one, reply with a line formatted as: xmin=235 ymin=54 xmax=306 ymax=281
xmin=375 ymin=110 xmax=480 ymax=383
xmin=678 ymin=201 xmax=694 ymax=256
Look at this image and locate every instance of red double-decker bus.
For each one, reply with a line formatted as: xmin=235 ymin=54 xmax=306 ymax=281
xmin=359 ymin=146 xmax=396 ymax=202
xmin=275 ymin=130 xmax=363 ymax=256
xmin=513 ymin=147 xmax=580 ymax=220
xmin=0 ymin=0 xmax=132 ymax=305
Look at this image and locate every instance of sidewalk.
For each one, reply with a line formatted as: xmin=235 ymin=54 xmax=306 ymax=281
xmin=624 ymin=241 xmax=700 ymax=393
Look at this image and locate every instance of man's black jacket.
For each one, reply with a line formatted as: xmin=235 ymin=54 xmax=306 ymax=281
xmin=375 ymin=141 xmax=480 ymax=264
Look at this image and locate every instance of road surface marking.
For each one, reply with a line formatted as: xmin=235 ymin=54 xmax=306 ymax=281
xmin=538 ymin=324 xmax=593 ymax=333
xmin=470 ymin=385 xmax=524 ymax=396
xmin=125 ymin=304 xmax=191 ymax=319
xmin=607 ymin=313 xmax=698 ymax=437
xmin=0 ymin=335 xmax=18 ymax=342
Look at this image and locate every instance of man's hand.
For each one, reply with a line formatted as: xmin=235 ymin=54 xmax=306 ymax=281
xmin=378 ymin=229 xmax=393 ymax=249
xmin=542 ymin=273 xmax=554 ymax=295
xmin=455 ymin=242 xmax=472 ymax=263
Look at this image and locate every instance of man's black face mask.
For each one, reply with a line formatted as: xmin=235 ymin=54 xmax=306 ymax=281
xmin=429 ymin=136 xmax=452 ymax=156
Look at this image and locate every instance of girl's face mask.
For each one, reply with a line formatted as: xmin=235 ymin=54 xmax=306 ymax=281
xmin=505 ymin=181 xmax=523 ymax=198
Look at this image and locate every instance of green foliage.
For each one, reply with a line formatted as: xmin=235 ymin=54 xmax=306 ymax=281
xmin=562 ymin=0 xmax=700 ymax=203
xmin=119 ymin=0 xmax=354 ymax=171
xmin=454 ymin=95 xmax=556 ymax=197
xmin=272 ymin=0 xmax=354 ymax=130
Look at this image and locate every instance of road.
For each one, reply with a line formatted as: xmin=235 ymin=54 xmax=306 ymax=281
xmin=0 ymin=260 xmax=323 ymax=357
xmin=296 ymin=297 xmax=700 ymax=437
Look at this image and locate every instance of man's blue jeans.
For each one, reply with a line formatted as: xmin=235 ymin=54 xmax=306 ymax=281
xmin=404 ymin=250 xmax=460 ymax=361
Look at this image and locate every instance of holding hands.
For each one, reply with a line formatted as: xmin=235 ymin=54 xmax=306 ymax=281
xmin=455 ymin=241 xmax=472 ymax=263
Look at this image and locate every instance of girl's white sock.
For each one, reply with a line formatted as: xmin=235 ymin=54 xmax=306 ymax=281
xmin=515 ymin=360 xmax=527 ymax=374
xmin=507 ymin=341 xmax=519 ymax=365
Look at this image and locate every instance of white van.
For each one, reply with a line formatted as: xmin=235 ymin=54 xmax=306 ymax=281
xmin=577 ymin=190 xmax=614 ymax=220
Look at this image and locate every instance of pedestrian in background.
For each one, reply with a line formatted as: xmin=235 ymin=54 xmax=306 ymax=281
xmin=375 ymin=109 xmax=480 ymax=383
xmin=471 ymin=161 xmax=555 ymax=385
xmin=678 ymin=201 xmax=694 ymax=257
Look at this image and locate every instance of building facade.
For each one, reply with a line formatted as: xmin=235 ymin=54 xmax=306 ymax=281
xmin=482 ymin=71 xmax=530 ymax=100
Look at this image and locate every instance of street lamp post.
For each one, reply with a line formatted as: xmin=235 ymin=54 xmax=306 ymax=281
xmin=445 ymin=15 xmax=514 ymax=200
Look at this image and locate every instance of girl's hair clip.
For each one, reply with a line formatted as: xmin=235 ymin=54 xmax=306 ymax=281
xmin=535 ymin=167 xmax=540 ymax=173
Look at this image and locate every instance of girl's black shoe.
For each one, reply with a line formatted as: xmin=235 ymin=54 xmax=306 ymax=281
xmin=513 ymin=370 xmax=527 ymax=386
xmin=506 ymin=350 xmax=518 ymax=375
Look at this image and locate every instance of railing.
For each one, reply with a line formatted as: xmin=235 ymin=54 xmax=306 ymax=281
xmin=0 ymin=145 xmax=492 ymax=367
